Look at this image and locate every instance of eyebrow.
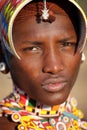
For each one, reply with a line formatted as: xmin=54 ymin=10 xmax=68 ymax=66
xmin=22 ymin=41 xmax=43 ymax=45
xmin=22 ymin=36 xmax=77 ymax=45
xmin=58 ymin=36 xmax=77 ymax=43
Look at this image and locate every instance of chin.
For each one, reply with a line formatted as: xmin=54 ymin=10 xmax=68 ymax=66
xmin=41 ymin=94 xmax=69 ymax=106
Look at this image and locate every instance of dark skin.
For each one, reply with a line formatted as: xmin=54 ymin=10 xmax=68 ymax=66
xmin=0 ymin=2 xmax=82 ymax=129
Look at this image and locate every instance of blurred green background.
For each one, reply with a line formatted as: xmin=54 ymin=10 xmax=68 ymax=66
xmin=76 ymin=0 xmax=87 ymax=15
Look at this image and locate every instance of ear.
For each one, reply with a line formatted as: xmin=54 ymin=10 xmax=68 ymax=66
xmin=81 ymin=52 xmax=85 ymax=64
xmin=0 ymin=40 xmax=9 ymax=74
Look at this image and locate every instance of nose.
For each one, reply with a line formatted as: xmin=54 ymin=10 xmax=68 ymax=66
xmin=42 ymin=50 xmax=64 ymax=74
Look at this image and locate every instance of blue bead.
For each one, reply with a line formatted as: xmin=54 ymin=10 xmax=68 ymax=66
xmin=63 ymin=111 xmax=79 ymax=120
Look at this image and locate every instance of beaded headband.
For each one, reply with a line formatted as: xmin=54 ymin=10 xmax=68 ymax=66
xmin=0 ymin=0 xmax=87 ymax=59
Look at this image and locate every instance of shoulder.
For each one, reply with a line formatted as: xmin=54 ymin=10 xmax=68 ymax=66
xmin=0 ymin=116 xmax=17 ymax=130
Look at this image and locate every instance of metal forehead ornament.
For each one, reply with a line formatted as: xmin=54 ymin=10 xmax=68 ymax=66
xmin=42 ymin=0 xmax=49 ymax=20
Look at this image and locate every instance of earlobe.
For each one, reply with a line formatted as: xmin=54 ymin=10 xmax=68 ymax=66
xmin=0 ymin=41 xmax=9 ymax=74
xmin=81 ymin=53 xmax=86 ymax=63
xmin=0 ymin=61 xmax=9 ymax=74
xmin=0 ymin=62 xmax=6 ymax=73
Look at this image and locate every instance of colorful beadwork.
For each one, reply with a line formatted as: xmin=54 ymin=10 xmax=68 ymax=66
xmin=0 ymin=86 xmax=87 ymax=130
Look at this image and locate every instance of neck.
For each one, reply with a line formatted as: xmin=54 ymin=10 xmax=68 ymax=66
xmin=0 ymin=85 xmax=87 ymax=130
xmin=13 ymin=86 xmax=67 ymax=116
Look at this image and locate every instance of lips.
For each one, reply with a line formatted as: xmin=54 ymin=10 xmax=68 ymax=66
xmin=41 ymin=78 xmax=67 ymax=93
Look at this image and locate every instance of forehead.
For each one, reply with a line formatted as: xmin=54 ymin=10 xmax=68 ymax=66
xmin=13 ymin=2 xmax=76 ymax=41
xmin=14 ymin=2 xmax=68 ymax=23
xmin=13 ymin=0 xmax=79 ymax=33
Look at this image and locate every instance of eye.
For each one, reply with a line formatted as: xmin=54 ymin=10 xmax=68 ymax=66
xmin=23 ymin=46 xmax=41 ymax=52
xmin=59 ymin=41 xmax=77 ymax=55
xmin=61 ymin=42 xmax=76 ymax=47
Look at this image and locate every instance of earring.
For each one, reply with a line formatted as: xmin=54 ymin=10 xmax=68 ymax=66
xmin=81 ymin=53 xmax=86 ymax=62
xmin=0 ymin=62 xmax=6 ymax=72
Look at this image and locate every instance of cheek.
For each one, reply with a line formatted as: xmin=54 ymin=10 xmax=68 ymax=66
xmin=9 ymin=57 xmax=42 ymax=84
xmin=65 ymin=55 xmax=81 ymax=82
xmin=22 ymin=58 xmax=42 ymax=77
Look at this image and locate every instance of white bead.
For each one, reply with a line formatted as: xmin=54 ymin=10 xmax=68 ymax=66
xmin=0 ymin=62 xmax=6 ymax=71
xmin=81 ymin=53 xmax=85 ymax=61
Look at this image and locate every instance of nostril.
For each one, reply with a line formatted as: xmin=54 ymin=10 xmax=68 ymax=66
xmin=42 ymin=59 xmax=64 ymax=74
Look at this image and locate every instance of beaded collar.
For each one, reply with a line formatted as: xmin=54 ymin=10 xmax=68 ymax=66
xmin=0 ymin=87 xmax=87 ymax=130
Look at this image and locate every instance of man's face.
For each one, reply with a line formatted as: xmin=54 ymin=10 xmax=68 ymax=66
xmin=9 ymin=3 xmax=81 ymax=106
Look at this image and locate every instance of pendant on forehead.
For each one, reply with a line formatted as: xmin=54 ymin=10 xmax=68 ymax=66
xmin=42 ymin=0 xmax=49 ymax=20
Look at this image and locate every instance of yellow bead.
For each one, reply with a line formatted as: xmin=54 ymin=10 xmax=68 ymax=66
xmin=50 ymin=110 xmax=56 ymax=115
xmin=80 ymin=121 xmax=87 ymax=129
xmin=73 ymin=120 xmax=79 ymax=129
xmin=68 ymin=128 xmax=72 ymax=130
xmin=46 ymin=126 xmax=54 ymax=130
xmin=26 ymin=106 xmax=33 ymax=112
xmin=19 ymin=102 xmax=24 ymax=108
xmin=77 ymin=128 xmax=82 ymax=130
xmin=5 ymin=103 xmax=13 ymax=107
xmin=40 ymin=110 xmax=47 ymax=115
xmin=11 ymin=112 xmax=21 ymax=122
xmin=20 ymin=116 xmax=31 ymax=123
xmin=18 ymin=124 xmax=27 ymax=130
xmin=73 ymin=110 xmax=84 ymax=119
xmin=77 ymin=110 xmax=84 ymax=119
xmin=68 ymin=128 xmax=73 ymax=130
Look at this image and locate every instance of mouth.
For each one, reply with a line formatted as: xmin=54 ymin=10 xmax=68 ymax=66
xmin=41 ymin=78 xmax=67 ymax=93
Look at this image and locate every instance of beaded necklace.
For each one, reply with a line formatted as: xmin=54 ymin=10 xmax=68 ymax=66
xmin=0 ymin=87 xmax=87 ymax=130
